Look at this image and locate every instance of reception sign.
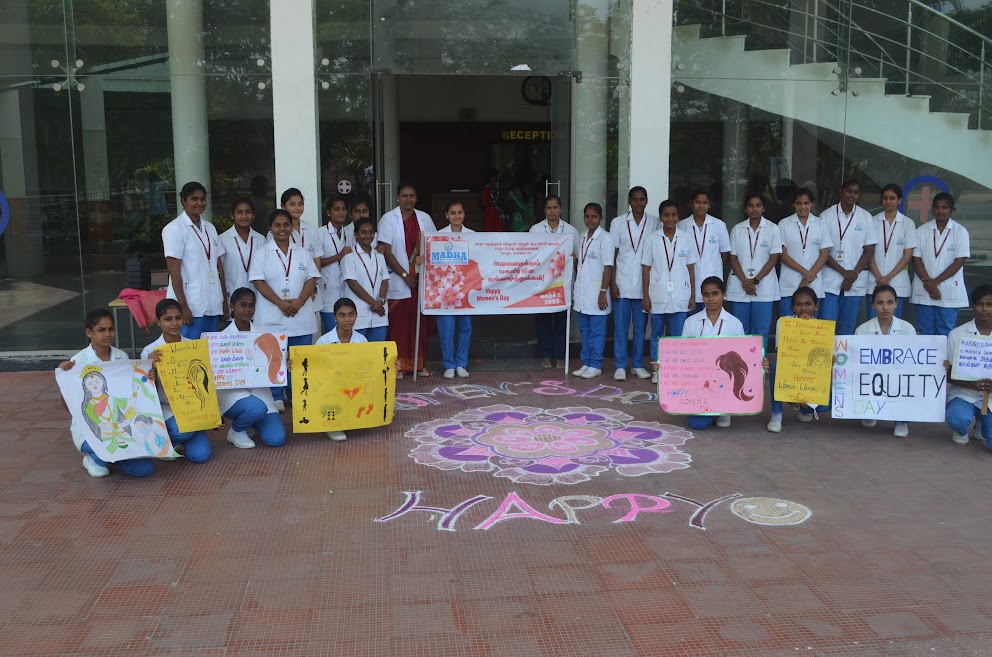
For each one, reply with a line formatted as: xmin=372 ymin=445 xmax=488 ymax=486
xmin=774 ymin=318 xmax=835 ymax=406
xmin=657 ymin=336 xmax=764 ymax=415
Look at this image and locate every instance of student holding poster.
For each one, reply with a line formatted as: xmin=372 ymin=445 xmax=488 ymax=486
xmin=945 ymin=284 xmax=992 ymax=447
xmin=141 ymin=299 xmax=213 ymax=463
xmin=726 ymin=194 xmax=782 ymax=347
xmin=530 ymin=195 xmax=578 ymax=369
xmin=778 ymin=188 xmax=831 ymax=317
xmin=866 ymin=184 xmax=916 ymax=319
xmin=764 ymin=287 xmax=821 ymax=433
xmin=343 ymin=216 xmax=390 ymax=342
xmin=572 ymin=203 xmax=615 ymax=379
xmin=437 ymin=201 xmax=476 ymax=379
xmin=314 ymin=298 xmax=369 ymax=442
xmin=912 ymin=192 xmax=970 ymax=337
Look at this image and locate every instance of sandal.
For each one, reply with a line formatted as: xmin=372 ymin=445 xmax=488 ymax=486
xmin=417 ymin=369 xmax=432 ymax=377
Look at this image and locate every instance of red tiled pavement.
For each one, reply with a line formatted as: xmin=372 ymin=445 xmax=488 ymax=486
xmin=1 ymin=369 xmax=991 ymax=656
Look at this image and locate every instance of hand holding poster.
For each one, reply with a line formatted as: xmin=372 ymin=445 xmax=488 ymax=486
xmin=774 ymin=318 xmax=835 ymax=406
xmin=154 ymin=339 xmax=222 ymax=432
xmin=832 ymin=335 xmax=947 ymax=422
xmin=203 ymin=331 xmax=288 ymax=389
xmin=950 ymin=335 xmax=992 ymax=381
xmin=657 ymin=336 xmax=764 ymax=415
xmin=55 ymin=360 xmax=178 ymax=462
xmin=421 ymin=233 xmax=573 ymax=315
xmin=291 ymin=342 xmax=397 ymax=432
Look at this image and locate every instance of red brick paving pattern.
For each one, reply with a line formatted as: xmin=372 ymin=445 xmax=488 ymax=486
xmin=0 ymin=370 xmax=990 ymax=656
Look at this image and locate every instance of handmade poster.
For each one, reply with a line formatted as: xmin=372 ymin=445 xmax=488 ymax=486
xmin=154 ymin=339 xmax=222 ymax=432
xmin=203 ymin=331 xmax=288 ymax=389
xmin=951 ymin=335 xmax=992 ymax=381
xmin=55 ymin=360 xmax=178 ymax=463
xmin=774 ymin=318 xmax=835 ymax=406
xmin=657 ymin=336 xmax=764 ymax=415
xmin=421 ymin=233 xmax=573 ymax=315
xmin=832 ymin=335 xmax=946 ymax=422
xmin=290 ymin=342 xmax=397 ymax=432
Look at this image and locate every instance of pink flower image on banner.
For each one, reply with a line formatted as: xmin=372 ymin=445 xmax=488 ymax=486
xmin=407 ymin=404 xmax=694 ymax=486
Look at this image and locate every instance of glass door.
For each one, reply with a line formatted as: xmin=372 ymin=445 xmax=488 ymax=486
xmin=369 ymin=69 xmax=392 ymax=216
xmin=548 ymin=72 xmax=574 ymax=223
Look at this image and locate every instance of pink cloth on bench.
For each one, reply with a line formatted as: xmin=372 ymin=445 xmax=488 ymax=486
xmin=117 ymin=288 xmax=167 ymax=330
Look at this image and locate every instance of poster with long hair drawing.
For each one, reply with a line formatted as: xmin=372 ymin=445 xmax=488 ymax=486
xmin=55 ymin=360 xmax=178 ymax=462
xmin=657 ymin=336 xmax=765 ymax=415
xmin=203 ymin=331 xmax=288 ymax=389
xmin=154 ymin=339 xmax=222 ymax=432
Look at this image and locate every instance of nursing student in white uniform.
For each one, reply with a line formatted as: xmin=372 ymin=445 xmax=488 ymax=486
xmin=437 ymin=201 xmax=475 ymax=379
xmin=866 ymin=184 xmax=917 ymax=320
xmin=642 ymin=200 xmax=697 ymax=384
xmin=677 ymin=189 xmax=730 ymax=305
xmin=821 ymin=179 xmax=877 ymax=336
xmin=318 ymin=194 xmax=354 ymax=332
xmin=530 ymin=194 xmax=578 ymax=369
xmin=726 ymin=193 xmax=782 ymax=348
xmin=343 ymin=216 xmax=390 ymax=342
xmin=162 ymin=181 xmax=227 ymax=339
xmin=679 ymin=276 xmax=746 ymax=430
xmin=217 ymin=288 xmax=286 ymax=450
xmin=778 ymin=188 xmax=832 ymax=317
xmin=249 ymin=209 xmax=320 ymax=409
xmin=269 ymin=188 xmax=325 ymax=324
xmin=219 ymin=197 xmax=264 ymax=298
xmin=945 ymin=284 xmax=992 ymax=447
xmin=911 ymin=192 xmax=970 ymax=337
xmin=572 ymin=202 xmax=615 ymax=379
xmin=609 ymin=186 xmax=658 ymax=381
xmin=853 ymin=284 xmax=916 ymax=439
xmin=314 ymin=298 xmax=368 ymax=442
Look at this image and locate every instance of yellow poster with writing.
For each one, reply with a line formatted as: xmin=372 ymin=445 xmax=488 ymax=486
xmin=774 ymin=318 xmax=835 ymax=406
xmin=290 ymin=342 xmax=397 ymax=433
xmin=155 ymin=339 xmax=222 ymax=432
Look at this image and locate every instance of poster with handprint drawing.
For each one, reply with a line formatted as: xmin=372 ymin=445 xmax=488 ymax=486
xmin=657 ymin=336 xmax=765 ymax=415
xmin=56 ymin=360 xmax=178 ymax=462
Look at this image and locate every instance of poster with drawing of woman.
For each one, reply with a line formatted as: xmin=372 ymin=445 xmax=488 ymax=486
xmin=657 ymin=336 xmax=765 ymax=415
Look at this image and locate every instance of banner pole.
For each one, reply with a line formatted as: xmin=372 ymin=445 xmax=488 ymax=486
xmin=413 ymin=233 xmax=425 ymax=382
xmin=563 ymin=309 xmax=571 ymax=375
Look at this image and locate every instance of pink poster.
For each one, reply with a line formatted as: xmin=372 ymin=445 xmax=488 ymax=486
xmin=657 ymin=336 xmax=765 ymax=415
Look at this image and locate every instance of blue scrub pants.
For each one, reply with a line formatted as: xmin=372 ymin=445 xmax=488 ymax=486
xmin=536 ymin=311 xmax=567 ymax=360
xmin=865 ymin=296 xmax=908 ymax=320
xmin=273 ymin=335 xmax=313 ymax=403
xmin=181 ymin=315 xmax=221 ymax=339
xmin=164 ymin=417 xmax=212 ymax=463
xmin=320 ymin=312 xmax=336 ymax=333
xmin=358 ymin=326 xmax=388 ymax=342
xmin=437 ymin=315 xmax=472 ymax=370
xmin=224 ymin=396 xmax=286 ymax=447
xmin=946 ymin=398 xmax=992 ymax=447
xmin=688 ymin=416 xmax=716 ymax=430
xmin=820 ymin=292 xmax=861 ymax=336
xmin=649 ymin=312 xmax=688 ymax=362
xmin=915 ymin=305 xmax=958 ymax=337
xmin=613 ymin=298 xmax=648 ymax=370
xmin=731 ymin=301 xmax=773 ymax=348
xmin=577 ymin=313 xmax=608 ymax=369
xmin=81 ymin=441 xmax=154 ymax=477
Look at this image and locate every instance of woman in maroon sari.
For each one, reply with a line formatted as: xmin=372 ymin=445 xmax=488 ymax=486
xmin=377 ymin=183 xmax=437 ymax=376
xmin=482 ymin=168 xmax=507 ymax=232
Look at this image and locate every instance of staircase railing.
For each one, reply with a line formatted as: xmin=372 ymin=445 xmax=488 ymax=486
xmin=675 ymin=0 xmax=992 ymax=129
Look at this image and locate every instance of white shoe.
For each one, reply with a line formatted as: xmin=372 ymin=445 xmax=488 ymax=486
xmin=715 ymin=415 xmax=731 ymax=428
xmin=952 ymin=431 xmax=970 ymax=445
xmin=861 ymin=419 xmax=877 ymax=428
xmin=632 ymin=367 xmax=651 ymax=379
xmin=226 ymin=428 xmax=256 ymax=449
xmin=396 ymin=371 xmax=404 ymax=379
xmin=456 ymin=367 xmax=470 ymax=378
xmin=614 ymin=368 xmax=626 ymax=381
xmin=82 ymin=454 xmax=110 ymax=478
xmin=893 ymin=422 xmax=909 ymax=438
xmin=971 ymin=423 xmax=981 ymax=440
xmin=651 ymin=372 xmax=658 ymax=384
xmin=327 ymin=431 xmax=347 ymax=441
xmin=274 ymin=399 xmax=286 ymax=413
xmin=443 ymin=368 xmax=456 ymax=379
xmin=766 ymin=420 xmax=782 ymax=433
xmin=580 ymin=368 xmax=602 ymax=379
xmin=572 ymin=366 xmax=589 ymax=376
xmin=798 ymin=412 xmax=814 ymax=423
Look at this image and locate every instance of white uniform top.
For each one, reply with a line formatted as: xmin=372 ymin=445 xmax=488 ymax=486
xmin=726 ymin=218 xmax=783 ymax=303
xmin=677 ymin=214 xmax=731 ymax=302
xmin=948 ymin=320 xmax=989 ymax=409
xmin=318 ymin=223 xmax=355 ymax=309
xmin=267 ymin=223 xmax=324 ymax=310
xmin=141 ymin=335 xmax=191 ymax=422
xmin=641 ymin=228 xmax=698 ymax=313
xmin=821 ymin=203 xmax=877 ymax=296
xmin=681 ymin=307 xmax=746 ymax=337
xmin=610 ymin=212 xmax=660 ymax=299
xmin=854 ymin=316 xmax=917 ymax=336
xmin=315 ymin=327 xmax=369 ymax=345
xmin=219 ymin=226 xmax=265 ymax=296
xmin=377 ymin=207 xmax=436 ymax=301
xmin=342 ymin=246 xmax=390 ymax=330
xmin=911 ymin=219 xmax=970 ymax=308
xmin=214 ymin=321 xmax=277 ymax=415
xmin=68 ymin=344 xmax=130 ymax=451
xmin=248 ymin=241 xmax=321 ymax=338
xmin=867 ymin=212 xmax=917 ymax=298
xmin=778 ymin=214 xmax=833 ymax=298
xmin=573 ymin=227 xmax=616 ymax=316
xmin=163 ymin=212 xmax=225 ymax=317
xmin=529 ymin=218 xmax=579 ymax=256
xmin=438 ymin=225 xmax=476 ymax=234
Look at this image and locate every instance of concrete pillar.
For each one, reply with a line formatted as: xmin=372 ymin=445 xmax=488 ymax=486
xmin=572 ymin=0 xmax=610 ymax=229
xmin=610 ymin=0 xmax=632 ymax=215
xmin=166 ymin=0 xmax=212 ymax=218
xmin=80 ymin=77 xmax=114 ymax=247
xmin=0 ymin=90 xmax=44 ymax=278
xmin=721 ymin=99 xmax=749 ymax=225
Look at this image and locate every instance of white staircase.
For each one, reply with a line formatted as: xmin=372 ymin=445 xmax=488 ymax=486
xmin=672 ymin=24 xmax=992 ymax=189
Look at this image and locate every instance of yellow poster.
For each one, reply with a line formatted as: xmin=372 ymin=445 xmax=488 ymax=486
xmin=290 ymin=342 xmax=397 ymax=433
xmin=774 ymin=318 xmax=835 ymax=406
xmin=155 ymin=339 xmax=222 ymax=432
